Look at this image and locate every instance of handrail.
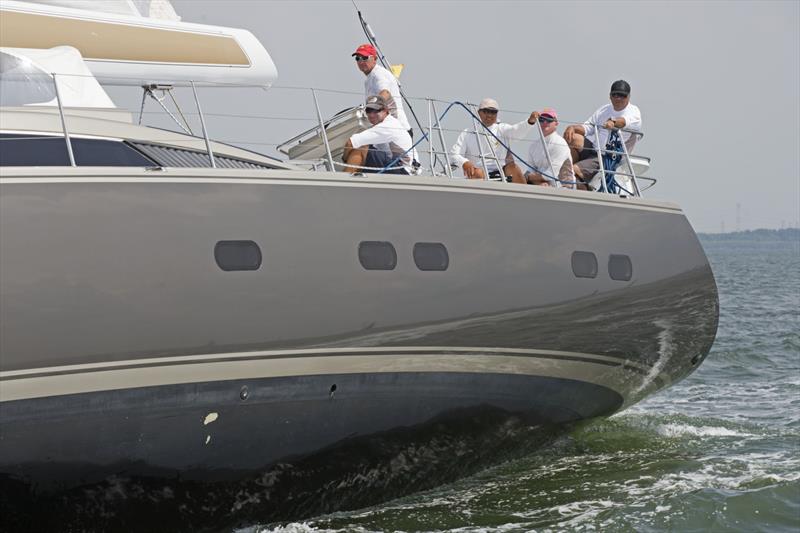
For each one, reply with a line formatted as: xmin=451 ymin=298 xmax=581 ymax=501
xmin=13 ymin=71 xmax=651 ymax=196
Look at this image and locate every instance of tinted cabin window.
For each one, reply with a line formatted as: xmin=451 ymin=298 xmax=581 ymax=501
xmin=0 ymin=134 xmax=155 ymax=166
xmin=358 ymin=241 xmax=397 ymax=270
xmin=571 ymin=251 xmax=598 ymax=278
xmin=214 ymin=241 xmax=262 ymax=272
xmin=609 ymin=254 xmax=633 ymax=281
xmin=413 ymin=242 xmax=449 ymax=271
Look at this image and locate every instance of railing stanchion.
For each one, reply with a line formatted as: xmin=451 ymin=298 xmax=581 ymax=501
xmin=430 ymin=101 xmax=452 ymax=178
xmin=51 ymin=73 xmax=76 ymax=167
xmin=470 ymin=107 xmax=491 ymax=181
xmin=427 ymin=98 xmax=435 ymax=176
xmin=592 ymin=123 xmax=606 ymax=192
xmin=534 ymin=120 xmax=558 ymax=187
xmin=310 ymin=88 xmax=335 ymax=172
xmin=190 ymin=81 xmax=216 ymax=168
xmin=618 ymin=130 xmax=641 ymax=197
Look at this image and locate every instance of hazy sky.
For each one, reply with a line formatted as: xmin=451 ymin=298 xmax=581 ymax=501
xmin=164 ymin=0 xmax=799 ymax=233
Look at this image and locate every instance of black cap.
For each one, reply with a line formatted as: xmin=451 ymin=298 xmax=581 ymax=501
xmin=610 ymin=80 xmax=631 ymax=95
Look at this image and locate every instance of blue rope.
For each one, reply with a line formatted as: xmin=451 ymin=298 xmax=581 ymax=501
xmin=600 ymin=130 xmax=633 ymax=195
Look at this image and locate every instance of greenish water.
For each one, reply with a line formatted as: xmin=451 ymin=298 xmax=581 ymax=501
xmin=256 ymin=238 xmax=800 ymax=532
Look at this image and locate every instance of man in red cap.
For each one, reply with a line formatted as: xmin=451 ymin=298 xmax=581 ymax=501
xmin=352 ymin=43 xmax=411 ymax=136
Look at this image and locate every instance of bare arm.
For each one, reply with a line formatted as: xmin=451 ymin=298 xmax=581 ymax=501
xmin=343 ymin=138 xmax=354 ymax=162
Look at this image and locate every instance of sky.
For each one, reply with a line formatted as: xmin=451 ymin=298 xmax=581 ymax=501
xmin=161 ymin=0 xmax=799 ymax=233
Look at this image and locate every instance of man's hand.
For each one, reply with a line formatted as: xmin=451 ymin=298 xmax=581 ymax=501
xmin=603 ymin=118 xmax=616 ymax=129
xmin=528 ymin=111 xmax=539 ymax=125
xmin=564 ymin=126 xmax=575 ymax=144
xmin=462 ymin=161 xmax=484 ymax=179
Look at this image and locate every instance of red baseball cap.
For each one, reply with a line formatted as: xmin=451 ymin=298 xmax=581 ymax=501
xmin=352 ymin=43 xmax=377 ymax=57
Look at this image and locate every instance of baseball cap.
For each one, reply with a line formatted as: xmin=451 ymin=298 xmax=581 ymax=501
xmin=540 ymin=107 xmax=558 ymax=119
xmin=352 ymin=44 xmax=377 ymax=57
xmin=478 ymin=97 xmax=499 ymax=111
xmin=610 ymin=80 xmax=631 ymax=95
xmin=365 ymin=94 xmax=387 ymax=110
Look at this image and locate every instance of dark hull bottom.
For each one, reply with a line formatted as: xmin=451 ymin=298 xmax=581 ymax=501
xmin=1 ymin=372 xmax=622 ymax=531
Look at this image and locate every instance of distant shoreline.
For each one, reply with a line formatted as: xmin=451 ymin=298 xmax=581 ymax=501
xmin=698 ymin=228 xmax=800 ymax=242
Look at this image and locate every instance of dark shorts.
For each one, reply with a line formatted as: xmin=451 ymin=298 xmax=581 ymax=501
xmin=364 ymin=145 xmax=409 ymax=175
xmin=576 ymin=138 xmax=597 ymax=162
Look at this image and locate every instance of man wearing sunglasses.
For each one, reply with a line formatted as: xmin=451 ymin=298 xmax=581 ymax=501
xmin=343 ymin=94 xmax=412 ymax=175
xmin=449 ymin=98 xmax=537 ymax=182
xmin=523 ymin=108 xmax=576 ymax=188
xmin=563 ymin=80 xmax=642 ymax=189
xmin=352 ymin=44 xmax=411 ymax=136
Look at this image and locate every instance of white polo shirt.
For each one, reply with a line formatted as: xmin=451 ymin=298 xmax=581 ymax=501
xmin=449 ymin=120 xmax=532 ymax=175
xmin=365 ymin=65 xmax=411 ymax=131
xmin=583 ymin=102 xmax=642 ymax=147
xmin=525 ymin=131 xmax=574 ymax=187
xmin=350 ymin=114 xmax=412 ymax=172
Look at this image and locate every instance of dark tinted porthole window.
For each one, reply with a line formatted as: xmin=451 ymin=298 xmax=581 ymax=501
xmin=214 ymin=240 xmax=262 ymax=272
xmin=0 ymin=134 xmax=156 ymax=167
xmin=571 ymin=251 xmax=598 ymax=278
xmin=413 ymin=242 xmax=449 ymax=271
xmin=358 ymin=241 xmax=397 ymax=270
xmin=609 ymin=254 xmax=633 ymax=281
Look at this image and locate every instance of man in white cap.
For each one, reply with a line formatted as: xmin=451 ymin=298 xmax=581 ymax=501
xmin=343 ymin=94 xmax=412 ymax=175
xmin=449 ymin=98 xmax=537 ymax=182
xmin=563 ymin=80 xmax=642 ymax=190
xmin=523 ymin=108 xmax=576 ymax=188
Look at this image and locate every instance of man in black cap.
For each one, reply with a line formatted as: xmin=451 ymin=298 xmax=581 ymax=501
xmin=343 ymin=94 xmax=413 ymax=175
xmin=564 ymin=80 xmax=642 ymax=190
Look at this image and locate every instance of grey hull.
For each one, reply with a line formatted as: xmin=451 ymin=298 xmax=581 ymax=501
xmin=0 ymin=168 xmax=718 ymax=508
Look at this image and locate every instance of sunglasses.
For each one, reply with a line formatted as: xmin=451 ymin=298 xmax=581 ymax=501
xmin=354 ymin=55 xmax=370 ymax=62
xmin=538 ymin=116 xmax=556 ymax=123
xmin=365 ymin=108 xmax=383 ymax=114
xmin=610 ymin=92 xmax=628 ymax=98
xmin=479 ymin=109 xmax=498 ymax=114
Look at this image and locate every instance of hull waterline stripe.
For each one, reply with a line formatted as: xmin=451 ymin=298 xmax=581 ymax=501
xmin=0 ymin=352 xmax=651 ymax=403
xmin=0 ymin=348 xmax=666 ymax=403
xmin=1 ymin=346 xmax=651 ymax=380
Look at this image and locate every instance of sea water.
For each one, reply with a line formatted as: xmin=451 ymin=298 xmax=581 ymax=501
xmin=252 ymin=236 xmax=800 ymax=533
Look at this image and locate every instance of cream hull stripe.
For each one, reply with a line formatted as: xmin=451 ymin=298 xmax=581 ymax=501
xmin=0 ymin=348 xmax=655 ymax=402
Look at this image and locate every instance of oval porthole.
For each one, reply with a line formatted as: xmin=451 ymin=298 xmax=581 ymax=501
xmin=413 ymin=242 xmax=449 ymax=271
xmin=358 ymin=241 xmax=397 ymax=270
xmin=609 ymin=254 xmax=633 ymax=281
xmin=571 ymin=251 xmax=598 ymax=278
xmin=214 ymin=240 xmax=262 ymax=271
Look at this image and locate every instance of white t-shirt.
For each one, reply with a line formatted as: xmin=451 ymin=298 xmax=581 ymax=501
xmin=583 ymin=103 xmax=642 ymax=148
xmin=449 ymin=120 xmax=532 ymax=175
xmin=365 ymin=65 xmax=410 ymax=131
xmin=525 ymin=131 xmax=574 ymax=187
xmin=350 ymin=114 xmax=412 ymax=172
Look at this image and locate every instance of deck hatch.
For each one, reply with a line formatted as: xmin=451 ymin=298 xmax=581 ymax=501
xmin=358 ymin=241 xmax=397 ymax=271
